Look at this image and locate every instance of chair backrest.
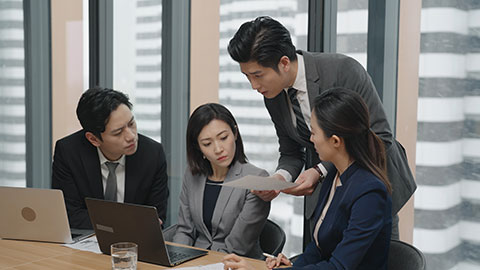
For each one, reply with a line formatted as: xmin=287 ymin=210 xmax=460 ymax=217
xmin=162 ymin=224 xmax=177 ymax=242
xmin=260 ymin=219 xmax=286 ymax=256
xmin=388 ymin=239 xmax=426 ymax=270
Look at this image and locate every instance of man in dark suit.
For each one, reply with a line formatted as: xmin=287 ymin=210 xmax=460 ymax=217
xmin=227 ymin=16 xmax=416 ymax=244
xmin=52 ymin=87 xmax=169 ymax=229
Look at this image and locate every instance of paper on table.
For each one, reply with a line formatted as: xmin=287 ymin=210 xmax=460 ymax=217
xmin=63 ymin=235 xmax=102 ymax=254
xmin=219 ymin=175 xmax=298 ymax=191
xmin=174 ymin=262 xmax=224 ymax=270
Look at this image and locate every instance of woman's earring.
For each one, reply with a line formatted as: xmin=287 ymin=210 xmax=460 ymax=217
xmin=203 ymin=155 xmax=206 ymax=159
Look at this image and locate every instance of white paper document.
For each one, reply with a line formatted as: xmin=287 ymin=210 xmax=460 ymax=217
xmin=63 ymin=235 xmax=102 ymax=254
xmin=220 ymin=175 xmax=298 ymax=190
xmin=174 ymin=263 xmax=224 ymax=270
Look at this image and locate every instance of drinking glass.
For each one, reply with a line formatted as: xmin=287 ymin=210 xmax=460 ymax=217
xmin=110 ymin=242 xmax=138 ymax=270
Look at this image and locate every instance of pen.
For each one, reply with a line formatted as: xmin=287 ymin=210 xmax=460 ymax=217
xmin=263 ymin=252 xmax=276 ymax=259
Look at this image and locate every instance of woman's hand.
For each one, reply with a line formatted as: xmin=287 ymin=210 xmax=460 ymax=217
xmin=223 ymin=254 xmax=256 ymax=270
xmin=266 ymin=253 xmax=292 ymax=269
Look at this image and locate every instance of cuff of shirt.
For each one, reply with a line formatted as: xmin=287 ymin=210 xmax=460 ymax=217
xmin=275 ymin=169 xmax=293 ymax=182
xmin=315 ymin=163 xmax=328 ymax=178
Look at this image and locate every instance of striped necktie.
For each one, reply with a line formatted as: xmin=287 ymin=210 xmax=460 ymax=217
xmin=288 ymin=88 xmax=311 ymax=142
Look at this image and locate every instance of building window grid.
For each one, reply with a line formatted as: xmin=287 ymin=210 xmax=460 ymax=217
xmin=0 ymin=0 xmax=25 ymax=188
xmin=414 ymin=2 xmax=480 ymax=269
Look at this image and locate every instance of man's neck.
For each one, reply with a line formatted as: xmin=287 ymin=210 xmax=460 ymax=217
xmin=287 ymin=59 xmax=299 ymax=88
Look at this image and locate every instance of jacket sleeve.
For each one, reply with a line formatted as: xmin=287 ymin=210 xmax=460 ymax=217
xmin=338 ymin=56 xmax=416 ymax=214
xmin=221 ymin=169 xmax=271 ymax=258
xmin=51 ymin=140 xmax=92 ymax=229
xmin=338 ymin=57 xmax=393 ymax=150
xmin=172 ymin=169 xmax=196 ymax=246
xmin=146 ymin=143 xmax=169 ymax=224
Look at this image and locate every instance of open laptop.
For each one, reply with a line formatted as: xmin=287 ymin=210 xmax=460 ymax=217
xmin=0 ymin=187 xmax=93 ymax=243
xmin=85 ymin=198 xmax=207 ymax=267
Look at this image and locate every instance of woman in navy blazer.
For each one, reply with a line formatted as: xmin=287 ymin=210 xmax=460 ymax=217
xmin=224 ymin=88 xmax=392 ymax=269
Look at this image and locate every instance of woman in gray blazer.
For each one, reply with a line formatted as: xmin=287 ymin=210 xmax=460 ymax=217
xmin=173 ymin=103 xmax=270 ymax=259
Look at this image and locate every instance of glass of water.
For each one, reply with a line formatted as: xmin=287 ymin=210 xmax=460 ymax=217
xmin=111 ymin=242 xmax=138 ymax=270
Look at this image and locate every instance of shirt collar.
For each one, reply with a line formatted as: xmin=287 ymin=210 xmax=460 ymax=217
xmin=97 ymin=148 xmax=126 ymax=166
xmin=288 ymin=53 xmax=307 ymax=93
xmin=338 ymin=162 xmax=360 ymax=185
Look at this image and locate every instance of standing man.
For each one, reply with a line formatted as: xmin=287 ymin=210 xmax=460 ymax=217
xmin=52 ymin=87 xmax=169 ymax=229
xmin=227 ymin=16 xmax=416 ymax=244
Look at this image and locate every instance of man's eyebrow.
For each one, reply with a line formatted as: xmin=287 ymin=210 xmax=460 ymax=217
xmin=111 ymin=126 xmax=123 ymax=134
xmin=111 ymin=116 xmax=135 ymax=134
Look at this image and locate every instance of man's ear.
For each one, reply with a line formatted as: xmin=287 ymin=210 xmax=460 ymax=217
xmin=278 ymin=55 xmax=291 ymax=71
xmin=85 ymin=132 xmax=101 ymax=147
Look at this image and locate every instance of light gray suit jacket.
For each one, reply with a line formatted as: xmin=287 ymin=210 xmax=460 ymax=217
xmin=264 ymin=51 xmax=416 ymax=243
xmin=173 ymin=161 xmax=270 ymax=259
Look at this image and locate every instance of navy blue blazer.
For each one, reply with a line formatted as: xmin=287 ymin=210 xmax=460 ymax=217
xmin=290 ymin=163 xmax=392 ymax=270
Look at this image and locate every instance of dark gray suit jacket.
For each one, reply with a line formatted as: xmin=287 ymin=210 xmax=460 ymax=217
xmin=173 ymin=161 xmax=270 ymax=259
xmin=264 ymin=51 xmax=416 ymax=243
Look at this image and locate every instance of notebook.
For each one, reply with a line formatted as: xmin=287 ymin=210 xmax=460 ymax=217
xmin=0 ymin=187 xmax=93 ymax=243
xmin=85 ymin=198 xmax=207 ymax=266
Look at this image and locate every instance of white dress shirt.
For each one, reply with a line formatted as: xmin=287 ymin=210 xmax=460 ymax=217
xmin=97 ymin=148 xmax=126 ymax=202
xmin=274 ymin=54 xmax=327 ymax=182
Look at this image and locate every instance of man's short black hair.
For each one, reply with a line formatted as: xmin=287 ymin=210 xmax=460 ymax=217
xmin=227 ymin=16 xmax=297 ymax=71
xmin=76 ymin=86 xmax=132 ymax=140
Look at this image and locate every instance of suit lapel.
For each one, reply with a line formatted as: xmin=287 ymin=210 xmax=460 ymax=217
xmin=300 ymin=50 xmax=322 ymax=110
xmin=312 ymin=168 xmax=337 ymax=222
xmin=273 ymin=91 xmax=298 ymax=140
xmin=266 ymin=90 xmax=309 ymax=145
xmin=80 ymin=138 xmax=103 ymax=199
xmin=124 ymin=155 xmax=138 ymax=203
xmin=210 ymin=162 xmax=241 ymax=236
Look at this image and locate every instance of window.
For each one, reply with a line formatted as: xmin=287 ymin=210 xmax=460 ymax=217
xmin=113 ymin=0 xmax=162 ymax=142
xmin=415 ymin=2 xmax=480 ymax=269
xmin=0 ymin=0 xmax=25 ymax=187
xmin=336 ymin=0 xmax=368 ymax=68
xmin=218 ymin=0 xmax=309 ymax=257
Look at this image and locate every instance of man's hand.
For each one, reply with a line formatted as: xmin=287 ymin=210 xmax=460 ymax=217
xmin=282 ymin=168 xmax=321 ymax=196
xmin=251 ymin=174 xmax=285 ymax=202
xmin=158 ymin=218 xmax=163 ymax=225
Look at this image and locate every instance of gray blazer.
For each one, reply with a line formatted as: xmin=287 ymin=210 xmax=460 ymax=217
xmin=264 ymin=50 xmax=416 ymax=238
xmin=173 ymin=161 xmax=270 ymax=259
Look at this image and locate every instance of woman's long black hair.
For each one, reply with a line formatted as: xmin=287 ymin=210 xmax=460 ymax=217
xmin=312 ymin=88 xmax=391 ymax=193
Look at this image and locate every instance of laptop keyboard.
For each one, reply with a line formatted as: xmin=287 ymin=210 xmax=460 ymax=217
xmin=166 ymin=244 xmax=197 ymax=262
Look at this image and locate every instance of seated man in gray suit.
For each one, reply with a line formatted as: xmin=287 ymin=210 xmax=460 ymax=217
xmin=227 ymin=16 xmax=416 ymax=244
xmin=52 ymin=87 xmax=169 ymax=229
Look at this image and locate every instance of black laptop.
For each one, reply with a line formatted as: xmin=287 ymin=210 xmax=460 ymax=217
xmin=85 ymin=198 xmax=207 ymax=266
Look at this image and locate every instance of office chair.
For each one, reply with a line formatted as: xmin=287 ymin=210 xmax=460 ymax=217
xmin=388 ymin=239 xmax=426 ymax=270
xmin=260 ymin=219 xmax=286 ymax=256
xmin=162 ymin=224 xmax=177 ymax=242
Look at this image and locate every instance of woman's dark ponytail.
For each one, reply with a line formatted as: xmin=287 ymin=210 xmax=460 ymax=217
xmin=313 ymin=88 xmax=391 ymax=194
